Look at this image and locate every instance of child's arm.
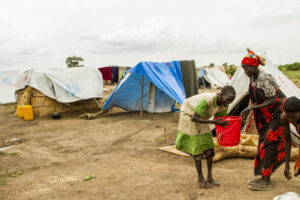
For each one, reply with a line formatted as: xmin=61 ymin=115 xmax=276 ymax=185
xmin=191 ymin=113 xmax=229 ymax=127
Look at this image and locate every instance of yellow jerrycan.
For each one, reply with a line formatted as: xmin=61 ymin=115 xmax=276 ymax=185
xmin=17 ymin=105 xmax=24 ymax=119
xmin=23 ymin=105 xmax=34 ymax=121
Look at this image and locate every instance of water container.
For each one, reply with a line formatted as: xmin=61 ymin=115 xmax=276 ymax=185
xmin=23 ymin=105 xmax=33 ymax=121
xmin=17 ymin=106 xmax=24 ymax=119
xmin=214 ymin=116 xmax=242 ymax=147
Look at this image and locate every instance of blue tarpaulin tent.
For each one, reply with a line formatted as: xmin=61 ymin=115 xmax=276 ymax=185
xmin=102 ymin=61 xmax=186 ymax=113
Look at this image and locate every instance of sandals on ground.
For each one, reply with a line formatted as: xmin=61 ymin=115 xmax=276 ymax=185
xmin=248 ymin=183 xmax=272 ymax=191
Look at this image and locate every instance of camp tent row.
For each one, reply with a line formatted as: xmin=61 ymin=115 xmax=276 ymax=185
xmin=198 ymin=67 xmax=230 ymax=89
xmin=1 ymin=55 xmax=299 ymax=125
xmin=1 ymin=60 xmax=198 ymax=116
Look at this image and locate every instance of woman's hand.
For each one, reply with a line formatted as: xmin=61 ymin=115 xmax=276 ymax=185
xmin=215 ymin=119 xmax=230 ymax=128
xmin=240 ymin=107 xmax=251 ymax=120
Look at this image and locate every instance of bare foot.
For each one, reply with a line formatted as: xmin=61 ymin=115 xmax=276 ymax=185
xmin=197 ymin=179 xmax=212 ymax=189
xmin=207 ymin=178 xmax=220 ymax=187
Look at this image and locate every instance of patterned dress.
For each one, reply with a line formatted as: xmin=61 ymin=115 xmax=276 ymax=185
xmin=176 ymin=93 xmax=228 ymax=156
xmin=249 ymin=70 xmax=286 ymax=176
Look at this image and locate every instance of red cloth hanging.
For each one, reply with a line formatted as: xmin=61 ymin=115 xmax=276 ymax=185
xmin=98 ymin=67 xmax=112 ymax=81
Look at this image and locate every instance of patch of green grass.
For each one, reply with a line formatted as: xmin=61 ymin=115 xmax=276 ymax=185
xmin=0 ymin=180 xmax=7 ymax=186
xmin=282 ymin=70 xmax=300 ymax=79
xmin=0 ymin=171 xmax=24 ymax=187
xmin=10 ymin=152 xmax=18 ymax=156
xmin=16 ymin=171 xmax=23 ymax=176
xmin=157 ymin=137 xmax=166 ymax=142
xmin=0 ymin=152 xmax=5 ymax=155
xmin=83 ymin=175 xmax=96 ymax=181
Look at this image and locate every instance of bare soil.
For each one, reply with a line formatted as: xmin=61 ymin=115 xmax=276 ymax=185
xmin=291 ymin=79 xmax=300 ymax=88
xmin=0 ymin=87 xmax=299 ymax=200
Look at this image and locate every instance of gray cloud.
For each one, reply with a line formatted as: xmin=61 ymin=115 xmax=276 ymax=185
xmin=0 ymin=0 xmax=300 ymax=69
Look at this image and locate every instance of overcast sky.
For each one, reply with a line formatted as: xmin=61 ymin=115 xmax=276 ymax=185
xmin=0 ymin=0 xmax=299 ymax=70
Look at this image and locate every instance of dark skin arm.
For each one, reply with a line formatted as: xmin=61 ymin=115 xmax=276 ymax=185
xmin=280 ymin=113 xmax=292 ymax=180
xmin=192 ymin=113 xmax=229 ymax=127
xmin=241 ymin=96 xmax=277 ymax=120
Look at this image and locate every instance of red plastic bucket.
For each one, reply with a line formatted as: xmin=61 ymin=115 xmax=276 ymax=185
xmin=214 ymin=116 xmax=242 ymax=147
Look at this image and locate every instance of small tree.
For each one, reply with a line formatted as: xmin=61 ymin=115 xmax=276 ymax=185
xmin=222 ymin=62 xmax=228 ymax=67
xmin=209 ymin=63 xmax=215 ymax=67
xmin=226 ymin=64 xmax=237 ymax=77
xmin=66 ymin=56 xmax=84 ymax=68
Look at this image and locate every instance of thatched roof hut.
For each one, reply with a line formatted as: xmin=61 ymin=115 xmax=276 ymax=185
xmin=16 ymin=86 xmax=103 ymax=117
xmin=15 ymin=67 xmax=104 ymax=117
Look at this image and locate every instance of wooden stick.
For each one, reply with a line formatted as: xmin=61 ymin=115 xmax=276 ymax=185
xmin=93 ymin=98 xmax=102 ymax=111
xmin=202 ymin=77 xmax=206 ymax=89
xmin=140 ymin=75 xmax=144 ymax=120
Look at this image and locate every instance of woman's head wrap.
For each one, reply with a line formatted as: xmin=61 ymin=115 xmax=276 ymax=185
xmin=283 ymin=96 xmax=300 ymax=113
xmin=241 ymin=49 xmax=265 ymax=67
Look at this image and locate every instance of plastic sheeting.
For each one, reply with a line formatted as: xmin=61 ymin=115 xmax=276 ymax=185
xmin=229 ymin=53 xmax=300 ymax=111
xmin=229 ymin=53 xmax=300 ymax=143
xmin=0 ymin=70 xmax=21 ymax=104
xmin=15 ymin=67 xmax=103 ymax=103
xmin=202 ymin=67 xmax=230 ymax=89
xmin=103 ymin=61 xmax=186 ymax=113
xmin=180 ymin=60 xmax=198 ymax=98
xmin=198 ymin=68 xmax=205 ymax=78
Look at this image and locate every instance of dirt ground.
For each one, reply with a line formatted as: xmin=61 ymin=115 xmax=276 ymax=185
xmin=0 ymin=87 xmax=299 ymax=200
xmin=291 ymin=79 xmax=300 ymax=88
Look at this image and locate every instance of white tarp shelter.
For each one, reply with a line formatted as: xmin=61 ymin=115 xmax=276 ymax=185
xmin=198 ymin=67 xmax=230 ymax=89
xmin=15 ymin=67 xmax=103 ymax=103
xmin=0 ymin=70 xmax=21 ymax=104
xmin=229 ymin=53 xmax=300 ymax=110
xmin=229 ymin=53 xmax=300 ymax=145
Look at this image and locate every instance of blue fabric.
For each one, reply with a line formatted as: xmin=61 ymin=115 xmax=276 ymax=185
xmin=198 ymin=68 xmax=205 ymax=78
xmin=103 ymin=61 xmax=186 ymax=112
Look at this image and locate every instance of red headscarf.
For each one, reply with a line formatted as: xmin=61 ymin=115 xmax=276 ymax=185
xmin=241 ymin=49 xmax=265 ymax=67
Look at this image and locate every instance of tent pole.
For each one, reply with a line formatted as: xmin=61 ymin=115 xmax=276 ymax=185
xmin=202 ymin=77 xmax=206 ymax=89
xmin=140 ymin=75 xmax=144 ymax=120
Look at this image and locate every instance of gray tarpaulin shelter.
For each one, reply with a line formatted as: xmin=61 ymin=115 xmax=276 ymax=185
xmin=198 ymin=67 xmax=230 ymax=89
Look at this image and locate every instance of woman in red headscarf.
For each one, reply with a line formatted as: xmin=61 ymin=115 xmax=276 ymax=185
xmin=240 ymin=49 xmax=286 ymax=191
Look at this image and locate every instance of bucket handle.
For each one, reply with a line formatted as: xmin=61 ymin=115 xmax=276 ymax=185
xmin=217 ymin=120 xmax=240 ymax=141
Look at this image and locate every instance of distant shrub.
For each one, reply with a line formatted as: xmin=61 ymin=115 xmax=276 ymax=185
xmin=279 ymin=62 xmax=300 ymax=71
xmin=226 ymin=65 xmax=237 ymax=76
xmin=278 ymin=65 xmax=285 ymax=71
